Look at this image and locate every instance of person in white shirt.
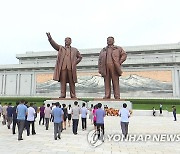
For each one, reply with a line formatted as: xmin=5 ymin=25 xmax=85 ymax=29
xmin=67 ymin=104 xmax=72 ymax=127
xmin=44 ymin=104 xmax=52 ymax=130
xmin=72 ymin=101 xmax=80 ymax=135
xmin=27 ymin=103 xmax=36 ymax=136
xmin=88 ymin=104 xmax=93 ymax=124
xmin=2 ymin=103 xmax=8 ymax=125
xmin=81 ymin=103 xmax=88 ymax=130
xmin=119 ymin=103 xmax=130 ymax=139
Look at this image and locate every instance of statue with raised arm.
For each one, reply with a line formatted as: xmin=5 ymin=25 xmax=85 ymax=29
xmin=98 ymin=36 xmax=127 ymax=99
xmin=46 ymin=32 xmax=82 ymax=98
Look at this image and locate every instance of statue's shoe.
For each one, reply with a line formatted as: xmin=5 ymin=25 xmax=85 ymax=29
xmin=103 ymin=96 xmax=110 ymax=99
xmin=59 ymin=96 xmax=66 ymax=98
xmin=71 ymin=96 xmax=77 ymax=99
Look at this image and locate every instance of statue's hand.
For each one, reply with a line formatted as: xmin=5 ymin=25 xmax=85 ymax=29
xmin=46 ymin=32 xmax=52 ymax=40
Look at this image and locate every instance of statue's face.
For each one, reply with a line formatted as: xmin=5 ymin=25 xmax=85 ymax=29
xmin=107 ymin=37 xmax=114 ymax=46
xmin=65 ymin=37 xmax=72 ymax=46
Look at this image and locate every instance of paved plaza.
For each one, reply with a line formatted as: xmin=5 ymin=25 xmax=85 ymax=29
xmin=0 ymin=114 xmax=180 ymax=154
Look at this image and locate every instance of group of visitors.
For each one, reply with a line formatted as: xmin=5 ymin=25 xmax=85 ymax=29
xmin=0 ymin=100 xmax=106 ymax=140
xmin=5 ymin=100 xmax=177 ymax=141
xmin=0 ymin=100 xmax=37 ymax=140
xmin=152 ymin=104 xmax=177 ymax=121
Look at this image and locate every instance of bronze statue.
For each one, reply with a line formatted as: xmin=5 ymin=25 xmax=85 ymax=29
xmin=98 ymin=37 xmax=127 ymax=99
xmin=46 ymin=33 xmax=82 ymax=98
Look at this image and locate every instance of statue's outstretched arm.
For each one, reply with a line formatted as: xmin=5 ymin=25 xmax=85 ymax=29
xmin=46 ymin=32 xmax=60 ymax=51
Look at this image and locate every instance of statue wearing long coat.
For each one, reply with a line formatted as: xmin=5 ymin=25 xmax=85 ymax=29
xmin=98 ymin=45 xmax=127 ymax=99
xmin=98 ymin=45 xmax=127 ymax=77
xmin=49 ymin=39 xmax=82 ymax=83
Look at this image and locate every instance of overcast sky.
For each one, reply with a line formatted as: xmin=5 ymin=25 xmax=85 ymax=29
xmin=0 ymin=0 xmax=180 ymax=65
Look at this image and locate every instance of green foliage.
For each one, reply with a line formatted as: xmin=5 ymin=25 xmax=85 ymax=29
xmin=79 ymin=98 xmax=94 ymax=102
xmin=1 ymin=97 xmax=180 ymax=112
xmin=0 ymin=97 xmax=51 ymax=107
xmin=0 ymin=97 xmax=50 ymax=102
xmin=133 ymin=104 xmax=180 ymax=114
xmin=127 ymin=99 xmax=180 ymax=105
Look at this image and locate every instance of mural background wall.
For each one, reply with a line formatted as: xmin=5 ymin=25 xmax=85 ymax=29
xmin=36 ymin=70 xmax=172 ymax=98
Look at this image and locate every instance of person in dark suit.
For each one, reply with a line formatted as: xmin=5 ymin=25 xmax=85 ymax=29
xmin=7 ymin=103 xmax=13 ymax=129
xmin=39 ymin=103 xmax=45 ymax=125
xmin=12 ymin=101 xmax=19 ymax=134
xmin=24 ymin=101 xmax=29 ymax=130
xmin=172 ymin=105 xmax=177 ymax=121
xmin=159 ymin=104 xmax=163 ymax=115
xmin=33 ymin=103 xmax=38 ymax=120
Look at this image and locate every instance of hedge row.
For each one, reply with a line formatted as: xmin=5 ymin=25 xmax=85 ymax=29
xmin=127 ymin=99 xmax=180 ymax=105
xmin=1 ymin=97 xmax=180 ymax=105
xmin=0 ymin=97 xmax=50 ymax=103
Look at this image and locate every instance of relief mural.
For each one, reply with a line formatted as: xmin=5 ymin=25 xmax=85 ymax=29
xmin=36 ymin=70 xmax=172 ymax=98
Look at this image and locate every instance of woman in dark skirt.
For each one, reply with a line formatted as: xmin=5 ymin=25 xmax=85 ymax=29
xmin=62 ymin=104 xmax=68 ymax=130
xmin=67 ymin=104 xmax=72 ymax=127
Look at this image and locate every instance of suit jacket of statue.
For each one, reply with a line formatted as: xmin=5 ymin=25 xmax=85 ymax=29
xmin=98 ymin=45 xmax=127 ymax=77
xmin=49 ymin=39 xmax=82 ymax=83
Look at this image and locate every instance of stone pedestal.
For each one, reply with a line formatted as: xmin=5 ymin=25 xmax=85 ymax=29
xmin=44 ymin=98 xmax=132 ymax=110
xmin=88 ymin=99 xmax=132 ymax=110
xmin=44 ymin=98 xmax=85 ymax=107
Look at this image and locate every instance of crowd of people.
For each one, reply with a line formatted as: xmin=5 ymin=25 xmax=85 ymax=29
xmin=0 ymin=100 xmax=116 ymax=141
xmin=0 ymin=100 xmax=178 ymax=141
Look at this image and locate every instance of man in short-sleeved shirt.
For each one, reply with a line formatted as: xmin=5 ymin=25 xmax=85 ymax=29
xmin=52 ymin=102 xmax=64 ymax=140
xmin=119 ymin=103 xmax=130 ymax=138
xmin=16 ymin=100 xmax=28 ymax=140
xmin=96 ymin=103 xmax=105 ymax=140
xmin=72 ymin=101 xmax=80 ymax=135
xmin=44 ymin=104 xmax=52 ymax=130
xmin=27 ymin=103 xmax=36 ymax=136
xmin=80 ymin=103 xmax=88 ymax=130
xmin=17 ymin=104 xmax=27 ymax=120
xmin=96 ymin=108 xmax=105 ymax=124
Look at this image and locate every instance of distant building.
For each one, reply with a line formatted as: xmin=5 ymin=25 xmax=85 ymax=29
xmin=1 ymin=43 xmax=180 ymax=98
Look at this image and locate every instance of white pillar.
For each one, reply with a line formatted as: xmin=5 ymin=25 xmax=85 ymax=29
xmin=177 ymin=69 xmax=180 ymax=97
xmin=2 ymin=71 xmax=6 ymax=95
xmin=173 ymin=68 xmax=180 ymax=97
xmin=31 ymin=71 xmax=36 ymax=96
xmin=172 ymin=69 xmax=176 ymax=97
xmin=16 ymin=73 xmax=20 ymax=96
